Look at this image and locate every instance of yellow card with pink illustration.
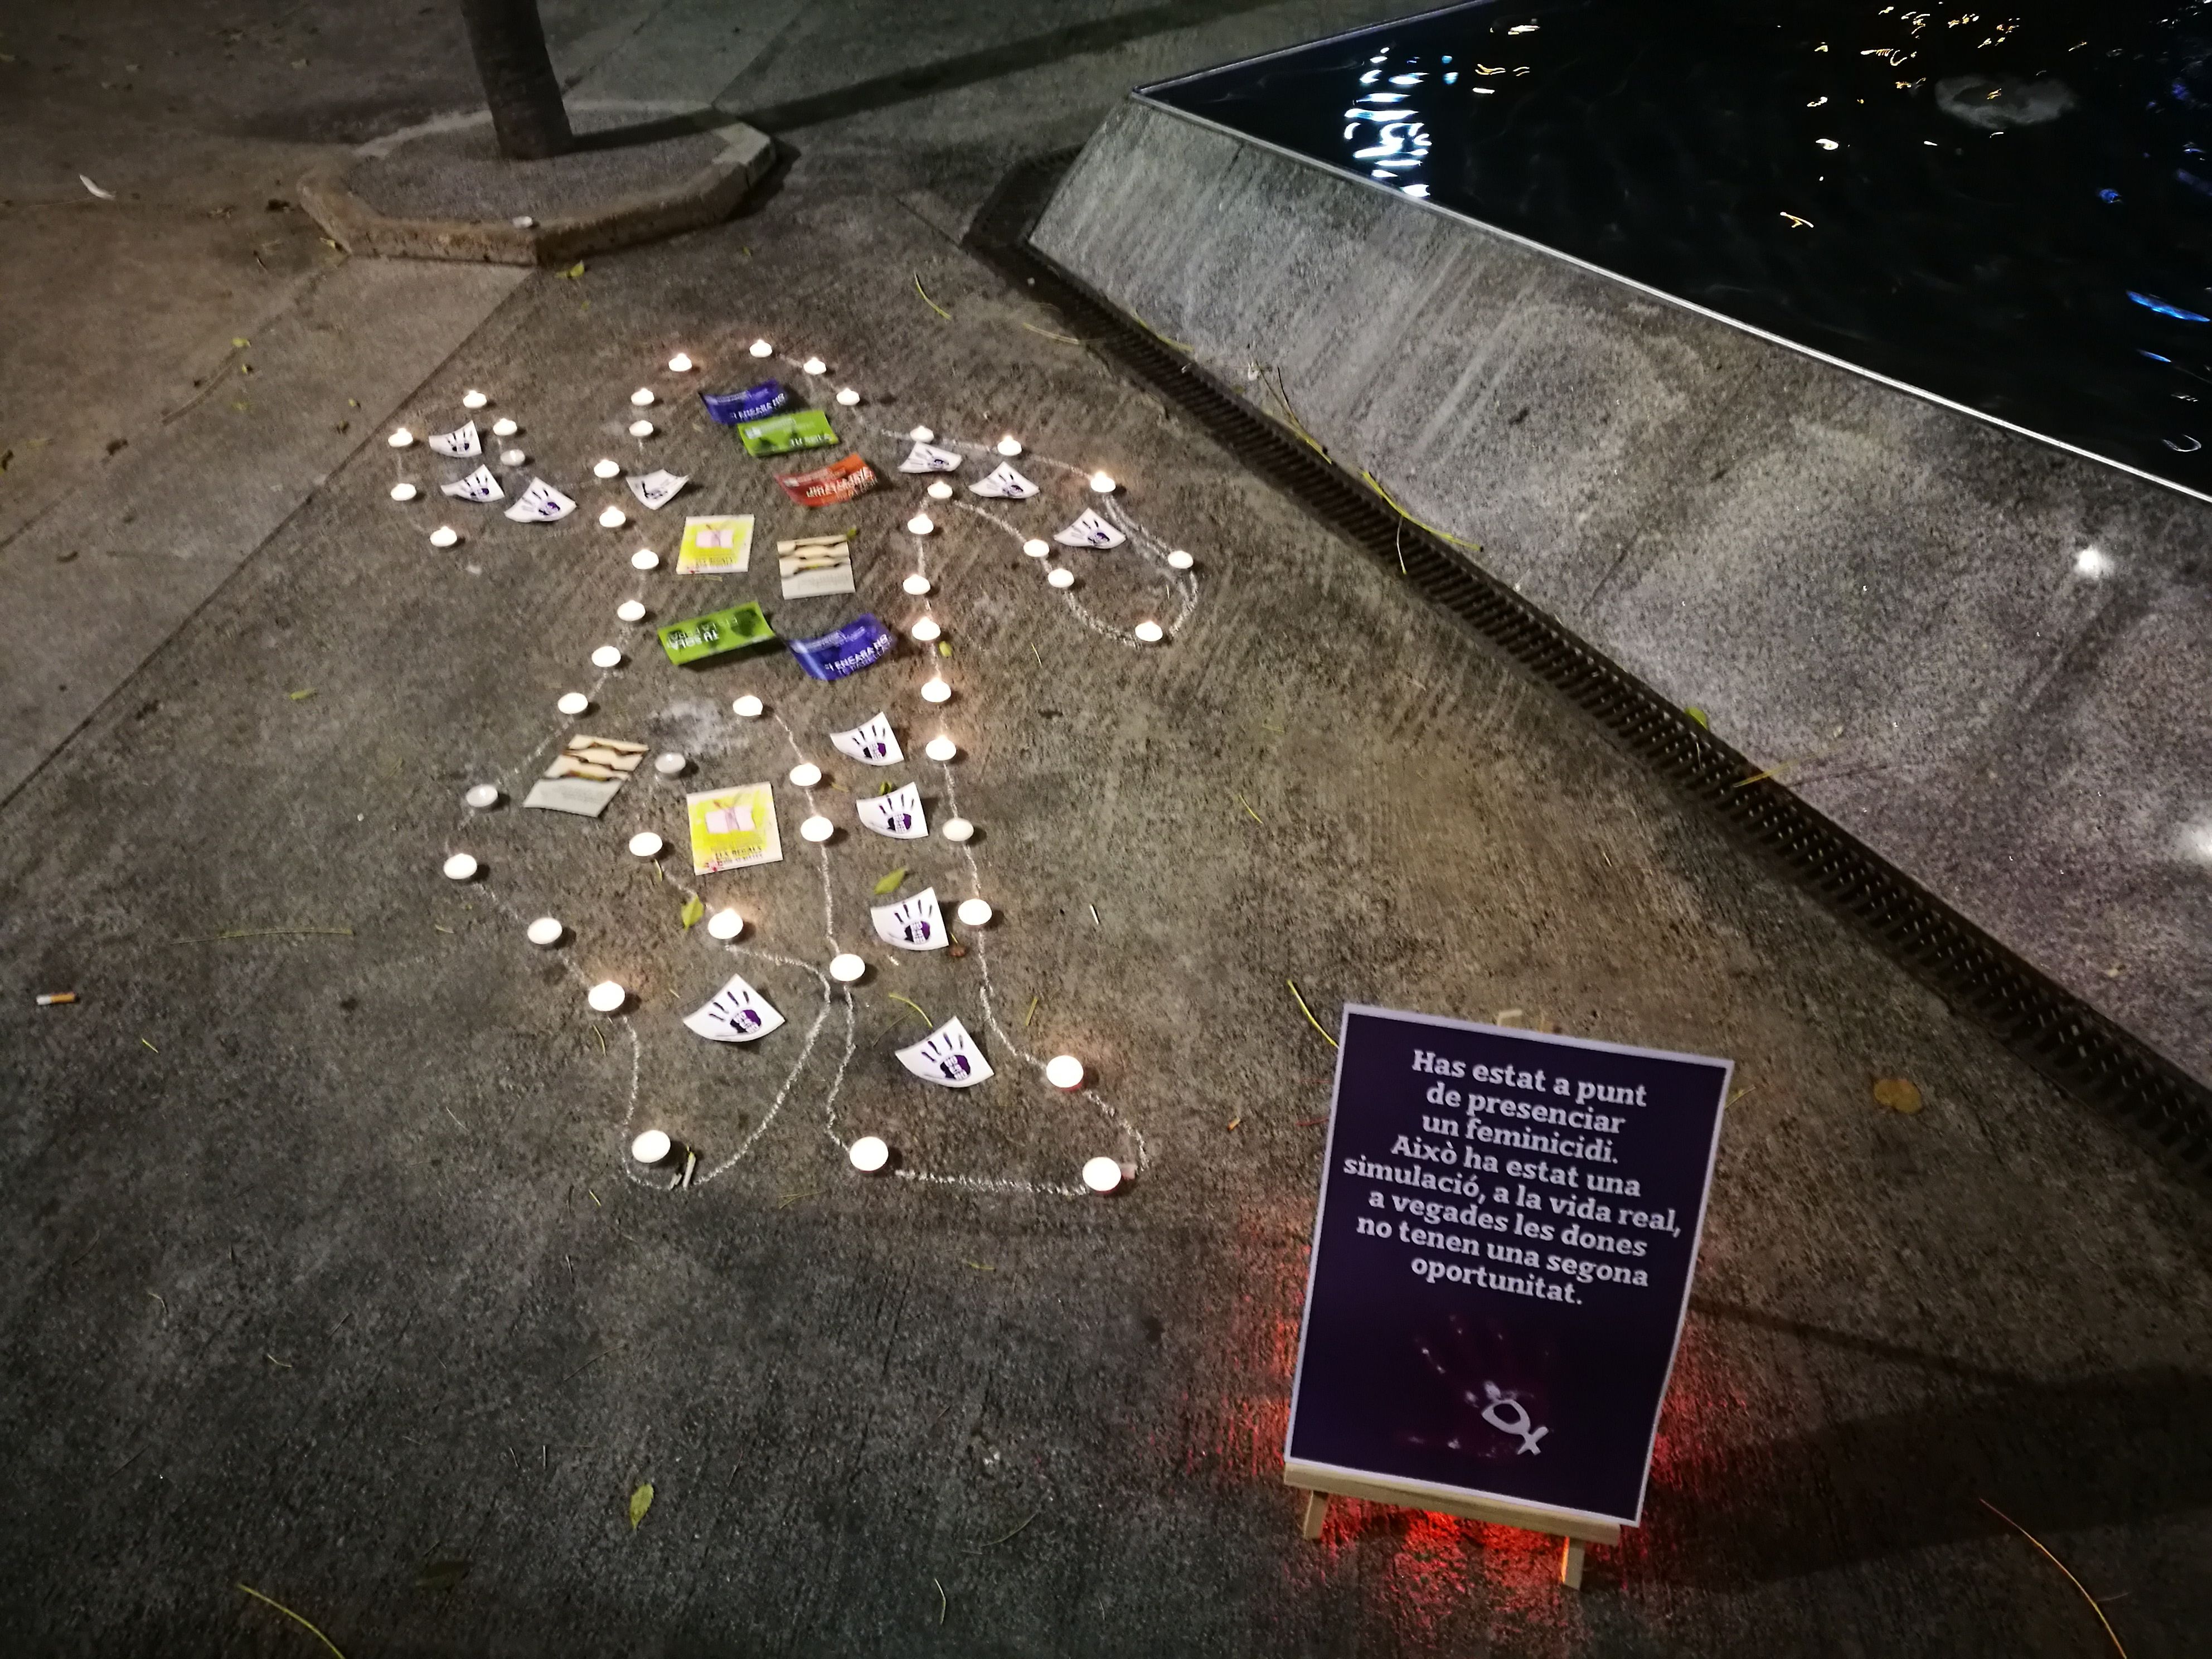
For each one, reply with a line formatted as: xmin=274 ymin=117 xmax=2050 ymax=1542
xmin=686 ymin=783 xmax=782 ymax=874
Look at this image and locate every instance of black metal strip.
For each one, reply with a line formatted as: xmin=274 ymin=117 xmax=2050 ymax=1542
xmin=966 ymin=148 xmax=2212 ymax=1179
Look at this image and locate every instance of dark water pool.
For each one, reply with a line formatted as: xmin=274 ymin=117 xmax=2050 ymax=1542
xmin=1143 ymin=1 xmax=2212 ymax=498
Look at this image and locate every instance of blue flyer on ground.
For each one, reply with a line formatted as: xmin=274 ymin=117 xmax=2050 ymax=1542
xmin=700 ymin=380 xmax=792 ymax=426
xmin=1284 ymin=1005 xmax=1729 ymax=1529
xmin=789 ymin=614 xmax=894 ymax=681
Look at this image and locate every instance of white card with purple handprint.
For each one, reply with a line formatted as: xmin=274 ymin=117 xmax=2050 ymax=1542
xmin=968 ymin=462 xmax=1037 ymax=499
xmin=830 ymin=712 xmax=903 ymax=767
xmin=872 ymin=885 xmax=946 ymax=950
xmin=626 ymin=469 xmax=688 ymax=510
xmin=1052 ymin=508 xmax=1124 ymax=548
xmin=682 ymin=973 xmax=785 ymax=1044
xmin=856 ymin=782 xmax=927 ymax=840
xmin=896 ymin=1016 xmax=994 ymax=1088
xmin=428 ymin=420 xmax=482 ymax=459
xmin=440 ymin=464 xmax=504 ymax=502
xmin=504 ymin=478 xmax=576 ymax=522
xmin=898 ymin=442 xmax=963 ymax=474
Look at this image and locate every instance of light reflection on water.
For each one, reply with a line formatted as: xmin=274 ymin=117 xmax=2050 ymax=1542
xmin=1147 ymin=1 xmax=2212 ymax=496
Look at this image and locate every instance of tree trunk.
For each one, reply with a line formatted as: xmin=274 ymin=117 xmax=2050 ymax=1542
xmin=457 ymin=0 xmax=573 ymax=160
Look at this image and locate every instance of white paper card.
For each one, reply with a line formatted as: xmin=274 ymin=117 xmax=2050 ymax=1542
xmin=626 ymin=469 xmax=688 ymax=510
xmin=428 ymin=420 xmax=482 ymax=458
xmin=872 ymin=886 xmax=947 ymax=950
xmin=1052 ymin=508 xmax=1126 ymax=549
xmin=898 ymin=442 xmax=963 ymax=474
xmin=968 ymin=462 xmax=1038 ymax=499
xmin=856 ymin=783 xmax=928 ymax=840
xmin=440 ymin=464 xmax=504 ymax=502
xmin=505 ymin=478 xmax=576 ymax=522
xmin=830 ymin=712 xmax=903 ymax=767
xmin=682 ymin=973 xmax=785 ymax=1044
xmin=704 ymin=803 xmax=755 ymax=836
xmin=896 ymin=1016 xmax=995 ymax=1088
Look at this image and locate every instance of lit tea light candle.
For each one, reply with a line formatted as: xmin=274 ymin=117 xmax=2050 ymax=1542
xmin=835 ymin=387 xmax=861 ymax=407
xmin=500 ymin=448 xmax=526 ymax=465
xmin=1081 ymin=1156 xmax=1123 ymax=1194
xmin=491 ymin=417 xmax=518 ymax=437
xmin=925 ymin=480 xmax=953 ymax=501
xmin=803 ymin=356 xmax=827 ymax=375
xmin=788 ymin=762 xmax=822 ymax=788
xmin=920 ymin=678 xmax=951 ymax=704
xmin=909 ymin=617 xmax=942 ymax=643
xmin=616 ymin=599 xmax=646 ymax=622
xmin=591 ymin=645 xmax=623 ymax=668
xmin=630 ymin=388 xmax=654 ymax=406
xmin=903 ymin=574 xmax=931 ymax=596
xmin=906 ymin=514 xmax=934 ymax=535
xmin=1089 ymin=471 xmax=1116 ymax=494
xmin=599 ymin=507 xmax=627 ymax=528
xmin=910 ymin=425 xmax=935 ymax=443
xmin=388 ymin=428 xmax=414 ymax=448
xmin=1047 ymin=567 xmax=1074 ymax=589
xmin=749 ymin=339 xmax=774 ymax=358
xmin=653 ymin=751 xmax=685 ymax=775
xmin=630 ymin=549 xmax=659 ymax=570
xmin=593 ymin=458 xmax=620 ymax=479
xmin=631 ymin=1129 xmax=671 ymax=1165
xmin=390 ymin=483 xmax=418 ymax=502
xmin=1046 ymin=1054 xmax=1085 ymax=1089
xmin=955 ymin=898 xmax=992 ymax=927
xmin=800 ymin=814 xmax=834 ymax=843
xmin=733 ymin=694 xmax=764 ymax=718
xmin=1133 ymin=620 xmax=1164 ymax=644
xmin=464 ymin=784 xmax=499 ymax=809
xmin=829 ymin=953 xmax=866 ymax=983
xmin=462 ymin=390 xmax=488 ymax=410
xmin=526 ymin=915 xmax=563 ymax=947
xmin=924 ymin=736 xmax=957 ymax=762
xmin=557 ymin=692 xmax=589 ymax=715
xmin=941 ymin=817 xmax=974 ymax=842
xmin=1167 ymin=549 xmax=1194 ymax=571
xmin=1023 ymin=539 xmax=1049 ymax=558
xmin=706 ymin=908 xmax=743 ymax=940
xmin=628 ymin=831 xmax=663 ymax=858
xmin=997 ymin=435 xmax=1022 ymax=457
xmin=848 ymin=1134 xmax=890 ymax=1172
xmin=587 ymin=980 xmax=627 ymax=1013
xmin=429 ymin=526 xmax=459 ymax=547
xmin=667 ymin=352 xmax=693 ymax=373
xmin=628 ymin=419 xmax=653 ymax=438
xmin=442 ymin=852 xmax=478 ymax=881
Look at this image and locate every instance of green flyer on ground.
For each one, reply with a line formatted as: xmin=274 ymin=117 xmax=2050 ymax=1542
xmin=736 ymin=409 xmax=838 ymax=458
xmin=657 ymin=601 xmax=776 ymax=665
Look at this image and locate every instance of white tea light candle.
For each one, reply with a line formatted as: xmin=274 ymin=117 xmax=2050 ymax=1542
xmin=628 ymin=831 xmax=663 ymax=858
xmin=830 ymin=953 xmax=866 ymax=982
xmin=706 ymin=908 xmax=742 ymax=940
xmin=442 ymin=852 xmax=478 ymax=881
xmin=587 ymin=980 xmax=627 ymax=1013
xmin=526 ymin=915 xmax=562 ymax=947
xmin=788 ymin=763 xmax=821 ymax=788
xmin=1046 ymin=1054 xmax=1085 ymax=1089
xmin=848 ymin=1134 xmax=889 ymax=1172
xmin=631 ymin=1129 xmax=671 ymax=1164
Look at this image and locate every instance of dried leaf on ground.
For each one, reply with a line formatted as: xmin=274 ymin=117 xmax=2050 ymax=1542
xmin=873 ymin=868 xmax=906 ymax=895
xmin=1872 ymin=1077 xmax=1923 ymax=1114
xmin=679 ymin=895 xmax=704 ymax=930
xmin=628 ymin=1481 xmax=654 ymax=1530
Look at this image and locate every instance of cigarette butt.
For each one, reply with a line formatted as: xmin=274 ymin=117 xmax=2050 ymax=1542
xmin=36 ymin=992 xmax=77 ymax=1006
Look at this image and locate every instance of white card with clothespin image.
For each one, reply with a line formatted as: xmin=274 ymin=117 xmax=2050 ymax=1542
xmin=522 ymin=732 xmax=646 ymax=816
xmin=505 ymin=478 xmax=576 ymax=522
xmin=682 ymin=972 xmax=785 ymax=1044
xmin=428 ymin=420 xmax=481 ymax=458
xmin=896 ymin=1016 xmax=994 ymax=1088
xmin=626 ymin=469 xmax=688 ymax=510
xmin=830 ymin=712 xmax=902 ymax=767
xmin=898 ymin=442 xmax=962 ymax=473
xmin=872 ymin=886 xmax=947 ymax=950
xmin=968 ymin=462 xmax=1037 ymax=499
xmin=440 ymin=464 xmax=504 ymax=502
xmin=1052 ymin=508 xmax=1125 ymax=548
xmin=856 ymin=783 xmax=927 ymax=840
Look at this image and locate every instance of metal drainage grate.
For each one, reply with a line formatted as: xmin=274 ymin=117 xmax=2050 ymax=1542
xmin=966 ymin=149 xmax=2212 ymax=1181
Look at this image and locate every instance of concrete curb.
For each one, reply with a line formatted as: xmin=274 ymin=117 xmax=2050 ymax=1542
xmin=299 ymin=117 xmax=774 ymax=267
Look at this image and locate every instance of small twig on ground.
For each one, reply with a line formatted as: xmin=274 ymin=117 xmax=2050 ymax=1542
xmin=236 ymin=1583 xmax=348 ymax=1658
xmin=777 ymin=1187 xmax=818 ymax=1210
xmin=1287 ymin=980 xmax=1337 ymax=1049
xmin=1233 ymin=791 xmax=1263 ymax=824
xmin=964 ymin=1260 xmax=995 ymax=1272
xmin=914 ymin=275 xmax=951 ymax=319
xmin=973 ymin=1510 xmax=1038 ymax=1550
xmin=593 ymin=1024 xmax=607 ymax=1056
xmin=556 ymin=1352 xmax=605 ymax=1388
xmin=1088 ymin=904 xmax=1100 ymax=929
xmin=889 ymin=993 xmax=932 ymax=1029
xmin=1023 ymin=995 xmax=1040 ymax=1029
xmin=1020 ymin=321 xmax=1087 ymax=346
xmin=146 ymin=1291 xmax=166 ymax=1320
xmin=140 ymin=1037 xmax=159 ymax=1052
xmin=1977 ymin=1498 xmax=2128 ymax=1656
xmin=266 ymin=1352 xmax=293 ymax=1369
xmin=171 ymin=926 xmax=353 ymax=944
xmin=932 ymin=1576 xmax=947 ymax=1626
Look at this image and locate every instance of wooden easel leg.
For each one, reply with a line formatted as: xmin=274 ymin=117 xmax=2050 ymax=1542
xmin=1299 ymin=1490 xmax=1330 ymax=1540
xmin=1558 ymin=1536 xmax=1586 ymax=1589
